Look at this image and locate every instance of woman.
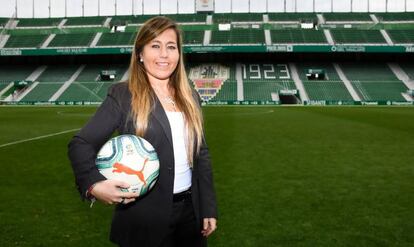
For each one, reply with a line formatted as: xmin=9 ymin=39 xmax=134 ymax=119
xmin=68 ymin=16 xmax=217 ymax=247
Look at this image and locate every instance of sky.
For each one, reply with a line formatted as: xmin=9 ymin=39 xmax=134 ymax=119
xmin=0 ymin=0 xmax=412 ymax=18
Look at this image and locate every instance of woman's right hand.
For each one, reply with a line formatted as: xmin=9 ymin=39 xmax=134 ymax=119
xmin=90 ymin=180 xmax=139 ymax=205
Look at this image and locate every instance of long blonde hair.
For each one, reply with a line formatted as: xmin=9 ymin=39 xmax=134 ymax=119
xmin=128 ymin=16 xmax=203 ymax=165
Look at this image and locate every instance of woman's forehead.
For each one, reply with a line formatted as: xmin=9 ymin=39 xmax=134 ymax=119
xmin=150 ymin=28 xmax=177 ymax=44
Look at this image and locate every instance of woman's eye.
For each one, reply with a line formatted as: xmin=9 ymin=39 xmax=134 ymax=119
xmin=151 ymin=44 xmax=160 ymax=48
xmin=168 ymin=46 xmax=177 ymax=50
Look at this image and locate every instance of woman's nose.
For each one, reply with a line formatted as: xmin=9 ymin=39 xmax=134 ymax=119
xmin=160 ymin=47 xmax=168 ymax=58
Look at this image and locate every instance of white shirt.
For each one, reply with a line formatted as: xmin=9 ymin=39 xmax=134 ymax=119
xmin=165 ymin=111 xmax=192 ymax=194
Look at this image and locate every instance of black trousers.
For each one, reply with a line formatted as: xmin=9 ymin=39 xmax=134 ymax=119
xmin=158 ymin=198 xmax=207 ymax=247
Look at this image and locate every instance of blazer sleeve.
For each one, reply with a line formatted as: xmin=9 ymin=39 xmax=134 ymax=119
xmin=197 ymin=138 xmax=218 ymax=219
xmin=194 ymin=91 xmax=218 ymax=219
xmin=68 ymin=85 xmax=123 ymax=199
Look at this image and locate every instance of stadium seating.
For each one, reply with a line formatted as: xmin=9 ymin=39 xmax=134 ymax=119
xmin=17 ymin=18 xmax=62 ymax=27
xmin=57 ymin=81 xmax=114 ymax=101
xmin=242 ymin=64 xmax=296 ymax=101
xmin=340 ymin=63 xmax=408 ymax=101
xmin=36 ymin=65 xmax=80 ymax=82
xmin=165 ymin=14 xmax=207 ymax=23
xmin=0 ymin=18 xmax=8 ymax=27
xmin=398 ymin=63 xmax=414 ymax=80
xmin=330 ymin=29 xmax=386 ymax=44
xmin=0 ymin=65 xmax=36 ymax=83
xmin=96 ymin=32 xmax=137 ymax=46
xmin=64 ymin=16 xmax=106 ymax=26
xmin=323 ymin=13 xmax=372 ymax=22
xmin=110 ymin=14 xmax=206 ymax=26
xmin=267 ymin=13 xmax=316 ymax=22
xmin=211 ymin=29 xmax=265 ymax=44
xmin=296 ymin=63 xmax=353 ymax=101
xmin=4 ymin=34 xmax=48 ymax=48
xmin=387 ymin=30 xmax=414 ymax=44
xmin=48 ymin=33 xmax=96 ymax=47
xmin=57 ymin=64 xmax=128 ymax=101
xmin=1 ymin=13 xmax=414 ymax=104
xmin=270 ymin=30 xmax=326 ymax=44
xmin=213 ymin=13 xmax=263 ymax=23
xmin=209 ymin=64 xmax=237 ymax=101
xmin=19 ymin=82 xmax=64 ymax=101
xmin=20 ymin=65 xmax=79 ymax=101
xmin=375 ymin=12 xmax=414 ymax=22
xmin=75 ymin=64 xmax=127 ymax=82
xmin=0 ymin=82 xmax=10 ymax=92
xmin=183 ymin=31 xmax=204 ymax=45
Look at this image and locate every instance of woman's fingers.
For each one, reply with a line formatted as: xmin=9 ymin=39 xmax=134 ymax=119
xmin=90 ymin=180 xmax=138 ymax=204
xmin=201 ymin=218 xmax=217 ymax=237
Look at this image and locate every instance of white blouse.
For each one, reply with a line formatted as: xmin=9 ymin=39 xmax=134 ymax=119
xmin=165 ymin=111 xmax=192 ymax=194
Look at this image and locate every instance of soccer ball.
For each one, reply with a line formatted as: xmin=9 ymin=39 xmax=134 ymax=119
xmin=95 ymin=135 xmax=159 ymax=196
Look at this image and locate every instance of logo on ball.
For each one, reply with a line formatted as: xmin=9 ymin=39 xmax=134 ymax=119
xmin=96 ymin=135 xmax=159 ymax=197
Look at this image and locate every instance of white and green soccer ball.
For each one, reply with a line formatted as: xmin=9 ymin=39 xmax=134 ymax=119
xmin=96 ymin=135 xmax=159 ymax=196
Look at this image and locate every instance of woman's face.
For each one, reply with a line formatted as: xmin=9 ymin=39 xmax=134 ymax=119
xmin=140 ymin=28 xmax=180 ymax=83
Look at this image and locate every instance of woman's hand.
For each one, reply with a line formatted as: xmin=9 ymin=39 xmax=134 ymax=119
xmin=201 ymin=218 xmax=217 ymax=237
xmin=90 ymin=180 xmax=138 ymax=205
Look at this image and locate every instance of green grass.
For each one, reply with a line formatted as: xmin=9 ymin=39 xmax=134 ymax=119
xmin=0 ymin=106 xmax=413 ymax=246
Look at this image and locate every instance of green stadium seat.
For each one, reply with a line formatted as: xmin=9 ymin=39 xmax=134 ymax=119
xmin=0 ymin=66 xmax=36 ymax=83
xmin=323 ymin=13 xmax=372 ymax=22
xmin=57 ymin=81 xmax=115 ymax=101
xmin=36 ymin=65 xmax=80 ymax=82
xmin=387 ymin=30 xmax=414 ymax=44
xmin=96 ymin=32 xmax=137 ymax=46
xmin=211 ymin=29 xmax=265 ymax=44
xmin=213 ymin=13 xmax=263 ymax=23
xmin=398 ymin=63 xmax=414 ymax=80
xmin=268 ymin=13 xmax=317 ymax=22
xmin=17 ymin=18 xmax=62 ymax=27
xmin=65 ymin=16 xmax=106 ymax=26
xmin=164 ymin=14 xmax=207 ymax=23
xmin=271 ymin=30 xmax=326 ymax=44
xmin=340 ymin=63 xmax=408 ymax=101
xmin=48 ymin=33 xmax=95 ymax=47
xmin=183 ymin=31 xmax=204 ymax=45
xmin=74 ymin=64 xmax=128 ymax=82
xmin=331 ymin=29 xmax=386 ymax=44
xmin=4 ymin=34 xmax=48 ymax=48
xmin=297 ymin=63 xmax=353 ymax=101
xmin=20 ymin=82 xmax=64 ymax=101
xmin=375 ymin=12 xmax=414 ymax=22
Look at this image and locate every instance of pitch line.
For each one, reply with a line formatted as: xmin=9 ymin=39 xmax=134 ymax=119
xmin=0 ymin=128 xmax=80 ymax=148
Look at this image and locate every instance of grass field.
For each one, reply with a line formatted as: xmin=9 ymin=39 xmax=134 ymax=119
xmin=0 ymin=106 xmax=413 ymax=247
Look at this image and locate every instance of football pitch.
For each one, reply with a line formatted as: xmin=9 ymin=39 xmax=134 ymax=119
xmin=0 ymin=106 xmax=413 ymax=247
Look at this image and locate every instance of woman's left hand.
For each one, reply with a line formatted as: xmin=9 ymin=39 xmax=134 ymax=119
xmin=201 ymin=218 xmax=217 ymax=237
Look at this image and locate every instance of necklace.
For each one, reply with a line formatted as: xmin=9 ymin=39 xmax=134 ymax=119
xmin=164 ymin=96 xmax=176 ymax=107
xmin=153 ymin=88 xmax=176 ymax=110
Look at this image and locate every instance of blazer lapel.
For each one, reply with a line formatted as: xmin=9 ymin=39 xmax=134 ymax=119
xmin=151 ymin=96 xmax=173 ymax=147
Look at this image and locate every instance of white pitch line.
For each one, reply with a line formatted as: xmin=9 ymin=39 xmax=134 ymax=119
xmin=0 ymin=128 xmax=80 ymax=148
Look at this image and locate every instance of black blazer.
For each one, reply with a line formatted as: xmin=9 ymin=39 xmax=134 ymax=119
xmin=68 ymin=82 xmax=217 ymax=247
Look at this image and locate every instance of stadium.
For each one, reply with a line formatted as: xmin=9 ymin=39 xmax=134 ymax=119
xmin=0 ymin=0 xmax=413 ymax=246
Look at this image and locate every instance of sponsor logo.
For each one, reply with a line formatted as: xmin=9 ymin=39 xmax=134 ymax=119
xmin=0 ymin=49 xmax=22 ymax=56
xmin=113 ymin=159 xmax=148 ymax=185
xmin=406 ymin=46 xmax=414 ymax=52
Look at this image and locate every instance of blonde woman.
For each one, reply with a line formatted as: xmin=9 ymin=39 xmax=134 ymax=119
xmin=68 ymin=16 xmax=217 ymax=247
